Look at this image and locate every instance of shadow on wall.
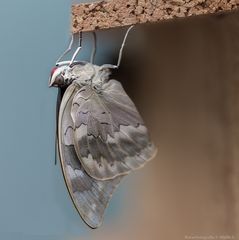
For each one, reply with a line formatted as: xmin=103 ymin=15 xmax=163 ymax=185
xmin=83 ymin=10 xmax=239 ymax=240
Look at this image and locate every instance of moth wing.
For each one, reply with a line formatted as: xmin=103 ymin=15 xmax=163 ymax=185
xmin=71 ymin=80 xmax=157 ymax=180
xmin=58 ymin=83 xmax=123 ymax=228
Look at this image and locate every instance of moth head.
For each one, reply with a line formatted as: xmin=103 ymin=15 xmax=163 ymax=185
xmin=49 ymin=64 xmax=69 ymax=88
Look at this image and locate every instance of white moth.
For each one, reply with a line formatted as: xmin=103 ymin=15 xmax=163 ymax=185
xmin=49 ymin=27 xmax=157 ymax=228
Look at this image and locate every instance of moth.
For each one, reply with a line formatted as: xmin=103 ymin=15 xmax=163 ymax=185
xmin=49 ymin=27 xmax=157 ymax=228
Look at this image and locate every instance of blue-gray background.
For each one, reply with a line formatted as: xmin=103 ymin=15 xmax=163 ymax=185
xmin=0 ymin=1 xmax=126 ymax=239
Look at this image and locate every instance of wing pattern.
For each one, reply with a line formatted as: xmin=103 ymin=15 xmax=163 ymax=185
xmin=58 ymin=84 xmax=122 ymax=228
xmin=71 ymin=80 xmax=156 ymax=180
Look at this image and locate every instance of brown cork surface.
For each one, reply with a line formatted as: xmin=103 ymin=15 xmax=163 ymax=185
xmin=72 ymin=0 xmax=239 ymax=33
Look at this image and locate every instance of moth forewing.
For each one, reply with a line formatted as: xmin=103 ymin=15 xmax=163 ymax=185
xmin=58 ymin=83 xmax=123 ymax=228
xmin=70 ymin=79 xmax=157 ymax=181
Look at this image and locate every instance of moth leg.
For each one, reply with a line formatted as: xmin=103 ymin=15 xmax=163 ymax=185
xmin=116 ymin=25 xmax=134 ymax=68
xmin=100 ymin=64 xmax=118 ymax=70
xmin=70 ymin=32 xmax=83 ymax=66
xmin=99 ymin=25 xmax=134 ymax=71
xmin=56 ymin=34 xmax=74 ymax=65
xmin=90 ymin=32 xmax=97 ymax=64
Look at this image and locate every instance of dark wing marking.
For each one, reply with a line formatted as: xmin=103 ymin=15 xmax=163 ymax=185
xmin=58 ymin=83 xmax=123 ymax=228
xmin=71 ymin=80 xmax=157 ymax=180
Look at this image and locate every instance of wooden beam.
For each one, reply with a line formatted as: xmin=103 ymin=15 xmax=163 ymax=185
xmin=72 ymin=0 xmax=239 ymax=33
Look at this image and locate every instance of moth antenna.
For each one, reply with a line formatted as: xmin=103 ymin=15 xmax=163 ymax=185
xmin=70 ymin=32 xmax=83 ymax=65
xmin=54 ymin=88 xmax=62 ymax=165
xmin=116 ymin=25 xmax=134 ymax=68
xmin=90 ymin=32 xmax=97 ymax=64
xmin=56 ymin=34 xmax=74 ymax=65
xmin=54 ymin=135 xmax=58 ymax=165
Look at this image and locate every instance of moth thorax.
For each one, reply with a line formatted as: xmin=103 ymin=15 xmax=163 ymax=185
xmin=90 ymin=69 xmax=110 ymax=87
xmin=71 ymin=63 xmax=95 ymax=85
xmin=100 ymin=68 xmax=111 ymax=81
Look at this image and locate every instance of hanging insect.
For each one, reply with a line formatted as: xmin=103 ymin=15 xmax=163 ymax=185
xmin=49 ymin=26 xmax=157 ymax=228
